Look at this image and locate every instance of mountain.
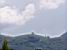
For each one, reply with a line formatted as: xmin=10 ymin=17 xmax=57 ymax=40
xmin=0 ymin=32 xmax=67 ymax=50
xmin=61 ymin=32 xmax=67 ymax=39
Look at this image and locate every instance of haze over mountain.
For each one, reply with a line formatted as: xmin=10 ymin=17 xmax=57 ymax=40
xmin=0 ymin=32 xmax=67 ymax=50
xmin=0 ymin=31 xmax=66 ymax=38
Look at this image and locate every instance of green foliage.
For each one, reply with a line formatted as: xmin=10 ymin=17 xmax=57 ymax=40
xmin=2 ymin=39 xmax=10 ymax=50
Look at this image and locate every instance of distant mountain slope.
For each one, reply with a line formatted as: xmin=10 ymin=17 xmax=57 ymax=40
xmin=61 ymin=32 xmax=67 ymax=39
xmin=0 ymin=32 xmax=67 ymax=50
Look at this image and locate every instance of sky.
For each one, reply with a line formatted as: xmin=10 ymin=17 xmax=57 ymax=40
xmin=0 ymin=0 xmax=66 ymax=37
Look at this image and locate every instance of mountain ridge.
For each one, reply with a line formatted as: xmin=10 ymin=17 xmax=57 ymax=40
xmin=0 ymin=31 xmax=66 ymax=38
xmin=0 ymin=32 xmax=67 ymax=50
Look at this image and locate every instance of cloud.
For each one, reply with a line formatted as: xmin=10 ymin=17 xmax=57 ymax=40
xmin=0 ymin=0 xmax=6 ymax=7
xmin=0 ymin=0 xmax=65 ymax=26
xmin=0 ymin=3 xmax=35 ymax=25
xmin=39 ymin=0 xmax=65 ymax=9
xmin=0 ymin=0 xmax=5 ymax=3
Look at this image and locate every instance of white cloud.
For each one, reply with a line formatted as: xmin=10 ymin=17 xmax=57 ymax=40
xmin=0 ymin=0 xmax=65 ymax=26
xmin=0 ymin=0 xmax=5 ymax=3
xmin=0 ymin=3 xmax=35 ymax=25
xmin=0 ymin=0 xmax=6 ymax=7
xmin=39 ymin=0 xmax=65 ymax=9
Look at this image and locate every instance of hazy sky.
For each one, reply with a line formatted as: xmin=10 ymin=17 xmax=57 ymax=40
xmin=0 ymin=0 xmax=66 ymax=37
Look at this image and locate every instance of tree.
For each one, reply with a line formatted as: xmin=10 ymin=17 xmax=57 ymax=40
xmin=2 ymin=39 xmax=10 ymax=50
xmin=35 ymin=49 xmax=42 ymax=50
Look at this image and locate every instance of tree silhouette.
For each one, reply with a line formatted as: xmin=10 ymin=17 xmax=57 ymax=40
xmin=2 ymin=39 xmax=10 ymax=50
xmin=35 ymin=48 xmax=42 ymax=50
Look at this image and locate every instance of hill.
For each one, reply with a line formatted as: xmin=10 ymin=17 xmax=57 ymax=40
xmin=0 ymin=32 xmax=67 ymax=50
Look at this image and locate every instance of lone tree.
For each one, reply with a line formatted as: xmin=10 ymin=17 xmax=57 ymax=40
xmin=2 ymin=39 xmax=10 ymax=50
